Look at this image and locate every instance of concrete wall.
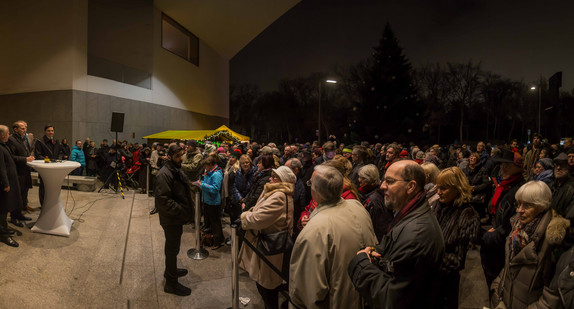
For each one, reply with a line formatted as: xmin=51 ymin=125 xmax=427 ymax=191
xmin=0 ymin=0 xmax=230 ymax=143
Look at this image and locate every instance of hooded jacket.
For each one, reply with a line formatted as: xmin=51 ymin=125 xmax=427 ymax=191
xmin=200 ymin=166 xmax=223 ymax=205
xmin=70 ymin=145 xmax=86 ymax=166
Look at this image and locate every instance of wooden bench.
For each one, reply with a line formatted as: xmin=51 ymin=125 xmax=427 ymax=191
xmin=31 ymin=172 xmax=98 ymax=192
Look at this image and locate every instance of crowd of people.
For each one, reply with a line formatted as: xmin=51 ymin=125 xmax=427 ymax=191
xmin=150 ymin=133 xmax=574 ymax=308
xmin=2 ymin=119 xmax=574 ymax=308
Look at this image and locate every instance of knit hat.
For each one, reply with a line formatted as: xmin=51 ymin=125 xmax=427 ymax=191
xmin=553 ymin=152 xmax=568 ymax=164
xmin=399 ymin=150 xmax=409 ymax=158
xmin=537 ymin=158 xmax=553 ymax=170
xmin=216 ymin=147 xmax=225 ymax=154
xmin=342 ymin=148 xmax=352 ymax=154
xmin=205 ymin=144 xmax=216 ymax=154
xmin=272 ymin=166 xmax=296 ymax=184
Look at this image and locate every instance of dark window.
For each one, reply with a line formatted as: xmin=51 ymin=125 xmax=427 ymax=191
xmin=161 ymin=13 xmax=199 ymax=66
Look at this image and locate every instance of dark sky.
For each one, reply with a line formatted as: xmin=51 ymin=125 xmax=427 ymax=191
xmin=230 ymin=0 xmax=574 ymax=93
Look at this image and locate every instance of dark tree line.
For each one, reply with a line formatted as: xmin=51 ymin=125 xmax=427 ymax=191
xmin=231 ymin=23 xmax=574 ymax=145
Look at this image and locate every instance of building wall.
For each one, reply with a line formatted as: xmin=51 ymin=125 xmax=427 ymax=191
xmin=0 ymin=0 xmax=229 ymax=144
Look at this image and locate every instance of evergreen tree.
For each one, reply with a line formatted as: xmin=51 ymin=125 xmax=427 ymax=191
xmin=354 ymin=22 xmax=421 ymax=142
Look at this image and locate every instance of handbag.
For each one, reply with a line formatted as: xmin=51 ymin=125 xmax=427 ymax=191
xmin=257 ymin=193 xmax=293 ymax=256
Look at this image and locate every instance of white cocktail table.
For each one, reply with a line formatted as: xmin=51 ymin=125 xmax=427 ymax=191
xmin=27 ymin=160 xmax=80 ymax=236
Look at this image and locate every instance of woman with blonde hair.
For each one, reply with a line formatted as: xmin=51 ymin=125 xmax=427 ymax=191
xmin=434 ymin=166 xmax=480 ymax=309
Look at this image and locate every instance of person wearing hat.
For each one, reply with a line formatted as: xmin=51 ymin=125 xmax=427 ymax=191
xmin=523 ymin=133 xmax=543 ymax=180
xmin=342 ymin=148 xmax=352 ymax=160
xmin=549 ymin=153 xmax=574 ymax=220
xmin=533 ymin=158 xmax=554 ymax=185
xmin=181 ymin=140 xmax=203 ymax=183
xmin=239 ymin=165 xmax=295 ymax=309
xmin=480 ymin=148 xmax=526 ymax=288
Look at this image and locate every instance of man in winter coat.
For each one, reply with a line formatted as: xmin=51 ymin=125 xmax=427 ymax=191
xmin=0 ymin=125 xmax=22 ymax=247
xmin=348 ymin=160 xmax=445 ymax=309
xmin=549 ymin=153 xmax=574 ymax=249
xmin=481 ymin=149 xmax=525 ymax=288
xmin=7 ymin=121 xmax=35 ymax=214
xmin=181 ymin=140 xmax=203 ymax=183
xmin=154 ymin=144 xmax=193 ymax=296
xmin=290 ymin=164 xmax=377 ymax=309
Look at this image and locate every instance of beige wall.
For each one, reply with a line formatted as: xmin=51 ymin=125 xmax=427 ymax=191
xmin=1 ymin=0 xmax=229 ymax=120
xmin=0 ymin=0 xmax=76 ymax=94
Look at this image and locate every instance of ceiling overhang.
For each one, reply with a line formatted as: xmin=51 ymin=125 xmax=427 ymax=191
xmin=154 ymin=0 xmax=301 ymax=59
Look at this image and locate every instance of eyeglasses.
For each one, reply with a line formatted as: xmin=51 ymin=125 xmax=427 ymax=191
xmin=516 ymin=202 xmax=536 ymax=210
xmin=382 ymin=178 xmax=410 ymax=186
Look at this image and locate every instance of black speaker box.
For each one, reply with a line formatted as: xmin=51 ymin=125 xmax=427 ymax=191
xmin=111 ymin=112 xmax=125 ymax=132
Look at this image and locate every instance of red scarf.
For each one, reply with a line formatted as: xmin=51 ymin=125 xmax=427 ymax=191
xmin=387 ymin=191 xmax=426 ymax=233
xmin=490 ymin=173 xmax=522 ymax=215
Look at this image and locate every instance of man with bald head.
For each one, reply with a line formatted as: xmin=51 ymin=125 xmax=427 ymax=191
xmin=348 ymin=160 xmax=445 ymax=309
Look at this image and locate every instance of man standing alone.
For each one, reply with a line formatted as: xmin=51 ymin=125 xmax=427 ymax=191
xmin=34 ymin=125 xmax=62 ymax=206
xmin=154 ymin=144 xmax=193 ymax=296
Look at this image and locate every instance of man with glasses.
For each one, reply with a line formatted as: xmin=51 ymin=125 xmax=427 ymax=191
xmin=348 ymin=160 xmax=445 ymax=308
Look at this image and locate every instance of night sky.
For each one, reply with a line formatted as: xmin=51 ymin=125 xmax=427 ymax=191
xmin=231 ymin=0 xmax=574 ymax=93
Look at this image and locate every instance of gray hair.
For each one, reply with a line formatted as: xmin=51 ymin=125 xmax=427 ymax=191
xmin=421 ymin=162 xmax=440 ymax=185
xmin=286 ymin=158 xmax=303 ymax=172
xmin=358 ymin=164 xmax=380 ymax=186
xmin=0 ymin=125 xmax=8 ymax=134
xmin=515 ymin=180 xmax=552 ymax=212
xmin=312 ymin=165 xmax=343 ymax=203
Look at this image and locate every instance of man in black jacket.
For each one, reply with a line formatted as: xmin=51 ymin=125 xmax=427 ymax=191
xmin=7 ymin=121 xmax=34 ymax=225
xmin=154 ymin=144 xmax=193 ymax=296
xmin=34 ymin=125 xmax=63 ymax=206
xmin=348 ymin=160 xmax=445 ymax=309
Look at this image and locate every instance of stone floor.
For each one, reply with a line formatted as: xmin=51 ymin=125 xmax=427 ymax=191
xmin=0 ymin=186 xmax=489 ymax=308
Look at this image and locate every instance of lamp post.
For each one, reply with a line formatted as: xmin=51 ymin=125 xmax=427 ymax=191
xmin=530 ymin=83 xmax=542 ymax=134
xmin=318 ymin=79 xmax=337 ymax=144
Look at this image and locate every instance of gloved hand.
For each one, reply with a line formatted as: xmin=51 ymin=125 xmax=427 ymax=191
xmin=231 ymin=218 xmax=242 ymax=228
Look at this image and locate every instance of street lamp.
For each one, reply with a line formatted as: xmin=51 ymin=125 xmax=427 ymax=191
xmin=318 ymin=79 xmax=337 ymax=144
xmin=530 ymin=84 xmax=542 ymax=134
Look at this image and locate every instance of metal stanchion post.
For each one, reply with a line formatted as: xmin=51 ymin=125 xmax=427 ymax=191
xmin=146 ymin=164 xmax=149 ymax=195
xmin=229 ymin=224 xmax=239 ymax=309
xmin=187 ymin=191 xmax=209 ymax=260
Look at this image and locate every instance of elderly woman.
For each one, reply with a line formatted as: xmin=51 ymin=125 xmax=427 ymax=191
xmin=357 ymin=164 xmax=380 ymax=202
xmin=239 ymin=166 xmax=295 ymax=309
xmin=433 ymin=167 xmax=480 ymax=308
xmin=490 ymin=180 xmax=565 ymax=309
xmin=533 ymin=158 xmax=554 ymax=185
xmin=421 ymin=162 xmax=440 ymax=209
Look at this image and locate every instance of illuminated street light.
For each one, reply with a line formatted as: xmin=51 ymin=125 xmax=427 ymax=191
xmin=530 ymin=82 xmax=541 ymax=134
xmin=318 ymin=79 xmax=337 ymax=144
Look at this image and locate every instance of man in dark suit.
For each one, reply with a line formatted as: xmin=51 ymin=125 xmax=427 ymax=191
xmin=34 ymin=125 xmax=63 ymax=206
xmin=8 ymin=121 xmax=35 ymax=212
xmin=0 ymin=124 xmax=22 ymax=247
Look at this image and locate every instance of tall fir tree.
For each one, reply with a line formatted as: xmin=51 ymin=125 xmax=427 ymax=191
xmin=355 ymin=22 xmax=421 ymax=142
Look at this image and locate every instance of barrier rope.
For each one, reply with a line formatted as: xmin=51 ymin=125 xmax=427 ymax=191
xmin=234 ymin=225 xmax=300 ymax=309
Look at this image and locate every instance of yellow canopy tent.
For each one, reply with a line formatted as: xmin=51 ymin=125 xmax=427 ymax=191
xmin=142 ymin=125 xmax=250 ymax=142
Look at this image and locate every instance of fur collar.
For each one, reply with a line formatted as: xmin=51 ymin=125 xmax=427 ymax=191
xmin=262 ymin=182 xmax=294 ymax=199
xmin=546 ymin=209 xmax=571 ymax=246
